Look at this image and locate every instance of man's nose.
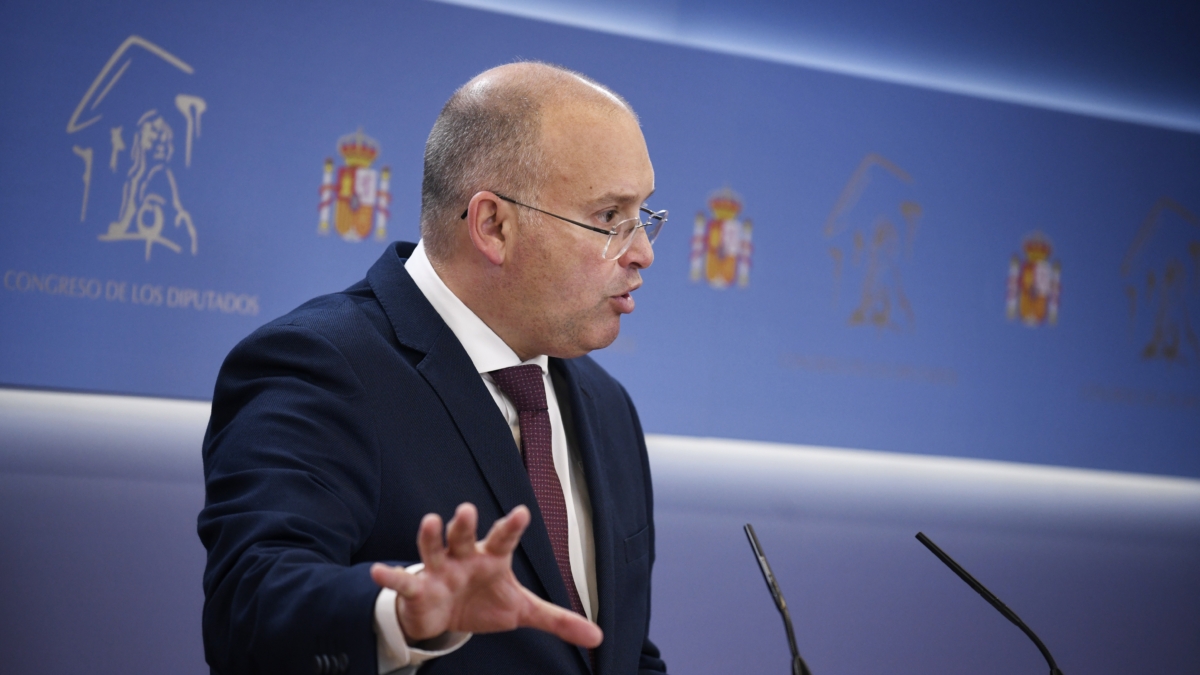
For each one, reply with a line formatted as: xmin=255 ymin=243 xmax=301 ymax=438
xmin=619 ymin=227 xmax=655 ymax=269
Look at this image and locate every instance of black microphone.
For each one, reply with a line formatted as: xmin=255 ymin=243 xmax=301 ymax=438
xmin=915 ymin=532 xmax=1064 ymax=675
xmin=744 ymin=523 xmax=813 ymax=675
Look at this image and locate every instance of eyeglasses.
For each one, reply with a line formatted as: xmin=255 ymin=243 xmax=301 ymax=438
xmin=461 ymin=192 xmax=668 ymax=260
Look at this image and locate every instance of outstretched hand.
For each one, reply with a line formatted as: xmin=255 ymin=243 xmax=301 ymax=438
xmin=369 ymin=503 xmax=603 ymax=648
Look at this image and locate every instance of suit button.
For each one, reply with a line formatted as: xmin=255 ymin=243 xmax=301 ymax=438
xmin=314 ymin=654 xmax=328 ymax=674
xmin=337 ymin=653 xmax=349 ymax=674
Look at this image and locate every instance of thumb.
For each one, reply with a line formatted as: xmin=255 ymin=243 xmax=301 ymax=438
xmin=370 ymin=563 xmax=419 ymax=597
xmin=519 ymin=590 xmax=604 ymax=648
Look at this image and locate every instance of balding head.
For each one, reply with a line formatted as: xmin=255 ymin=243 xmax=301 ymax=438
xmin=420 ymin=62 xmax=636 ymax=261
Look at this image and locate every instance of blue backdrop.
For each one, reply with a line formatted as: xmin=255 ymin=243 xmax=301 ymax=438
xmin=2 ymin=0 xmax=1198 ymax=476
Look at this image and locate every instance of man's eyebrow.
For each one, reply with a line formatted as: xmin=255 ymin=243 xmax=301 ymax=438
xmin=587 ymin=188 xmax=656 ymax=208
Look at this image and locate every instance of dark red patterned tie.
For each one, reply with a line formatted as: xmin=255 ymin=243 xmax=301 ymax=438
xmin=490 ymin=364 xmax=586 ymax=618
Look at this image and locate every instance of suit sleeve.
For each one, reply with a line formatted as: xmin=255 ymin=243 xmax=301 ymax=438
xmin=198 ymin=323 xmax=386 ymax=675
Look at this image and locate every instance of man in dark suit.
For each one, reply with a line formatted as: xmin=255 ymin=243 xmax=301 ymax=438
xmin=199 ymin=62 xmax=668 ymax=674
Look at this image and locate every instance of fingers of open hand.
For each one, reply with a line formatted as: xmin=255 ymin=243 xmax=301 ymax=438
xmin=446 ymin=502 xmax=479 ymax=558
xmin=482 ymin=504 xmax=530 ymax=556
xmin=417 ymin=512 xmax=447 ymax=570
xmin=519 ymin=589 xmax=603 ymax=648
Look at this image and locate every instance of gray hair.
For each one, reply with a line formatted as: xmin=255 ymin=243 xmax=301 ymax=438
xmin=419 ymin=62 xmax=633 ymax=261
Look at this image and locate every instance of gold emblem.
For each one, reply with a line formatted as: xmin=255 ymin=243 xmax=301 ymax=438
xmin=689 ymin=188 xmax=753 ymax=288
xmin=824 ymin=154 xmax=923 ymax=329
xmin=1121 ymin=197 xmax=1200 ymax=362
xmin=318 ymin=129 xmax=390 ymax=242
xmin=66 ymin=35 xmax=206 ymax=261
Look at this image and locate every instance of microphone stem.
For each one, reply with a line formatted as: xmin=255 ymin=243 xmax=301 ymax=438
xmin=781 ymin=608 xmax=800 ymax=662
xmin=780 ymin=610 xmax=812 ymax=675
xmin=915 ymin=533 xmax=1062 ymax=675
xmin=745 ymin=524 xmax=814 ymax=675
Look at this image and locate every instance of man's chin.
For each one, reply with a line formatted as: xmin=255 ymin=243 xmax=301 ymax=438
xmin=545 ymin=321 xmax=621 ymax=359
xmin=588 ymin=322 xmax=623 ymax=353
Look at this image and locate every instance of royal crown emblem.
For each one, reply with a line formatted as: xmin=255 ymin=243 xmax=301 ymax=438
xmin=318 ymin=128 xmax=390 ymax=242
xmin=689 ymin=188 xmax=753 ymax=288
xmin=1006 ymin=231 xmax=1061 ymax=326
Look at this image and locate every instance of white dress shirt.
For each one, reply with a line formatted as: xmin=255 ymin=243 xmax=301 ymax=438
xmin=374 ymin=241 xmax=598 ymax=673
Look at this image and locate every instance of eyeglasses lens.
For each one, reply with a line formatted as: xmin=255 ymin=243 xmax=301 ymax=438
xmin=603 ymin=211 xmax=668 ymax=260
xmin=644 ymin=214 xmax=665 ymax=244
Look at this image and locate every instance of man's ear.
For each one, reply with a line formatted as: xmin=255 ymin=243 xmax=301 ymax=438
xmin=464 ymin=192 xmax=512 ymax=266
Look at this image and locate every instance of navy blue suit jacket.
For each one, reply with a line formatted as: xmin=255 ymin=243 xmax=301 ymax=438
xmin=199 ymin=243 xmax=665 ymax=675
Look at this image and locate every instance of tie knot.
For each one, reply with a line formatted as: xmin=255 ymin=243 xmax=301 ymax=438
xmin=489 ymin=364 xmax=547 ymax=413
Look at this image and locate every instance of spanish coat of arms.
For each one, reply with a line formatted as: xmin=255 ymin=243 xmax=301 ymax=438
xmin=318 ymin=129 xmax=390 ymax=242
xmin=1006 ymin=231 xmax=1062 ymax=326
xmin=689 ymin=188 xmax=753 ymax=289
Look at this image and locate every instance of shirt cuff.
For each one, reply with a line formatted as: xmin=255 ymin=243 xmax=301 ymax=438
xmin=374 ymin=563 xmax=472 ymax=674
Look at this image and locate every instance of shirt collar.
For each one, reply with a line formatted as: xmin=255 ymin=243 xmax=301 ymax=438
xmin=404 ymin=240 xmax=547 ymax=375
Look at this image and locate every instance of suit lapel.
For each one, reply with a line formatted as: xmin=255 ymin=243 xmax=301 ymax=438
xmin=553 ymin=359 xmax=614 ymax=675
xmin=416 ymin=330 xmax=578 ymax=616
xmin=366 ymin=244 xmax=578 ymax=621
